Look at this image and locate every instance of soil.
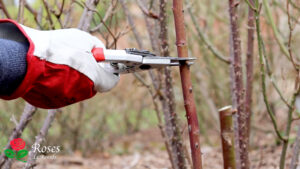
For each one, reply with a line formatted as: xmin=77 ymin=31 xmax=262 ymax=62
xmin=11 ymin=128 xmax=297 ymax=169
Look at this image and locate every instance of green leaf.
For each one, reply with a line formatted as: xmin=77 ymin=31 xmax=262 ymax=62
xmin=4 ymin=149 xmax=16 ymax=159
xmin=17 ymin=150 xmax=28 ymax=159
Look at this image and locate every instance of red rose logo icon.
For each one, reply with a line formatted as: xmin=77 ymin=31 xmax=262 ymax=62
xmin=10 ymin=138 xmax=26 ymax=151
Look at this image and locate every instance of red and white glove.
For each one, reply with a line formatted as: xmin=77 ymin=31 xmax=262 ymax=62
xmin=0 ymin=19 xmax=119 ymax=109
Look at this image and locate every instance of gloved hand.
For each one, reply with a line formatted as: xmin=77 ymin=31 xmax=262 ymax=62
xmin=0 ymin=19 xmax=119 ymax=109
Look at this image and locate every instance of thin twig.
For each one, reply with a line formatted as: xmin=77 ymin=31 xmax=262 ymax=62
xmin=25 ymin=2 xmax=43 ymax=29
xmin=289 ymin=0 xmax=300 ymax=11
xmin=129 ymin=0 xmax=177 ymax=167
xmin=55 ymin=0 xmax=65 ymax=18
xmin=245 ymin=0 xmax=257 ymax=11
xmin=286 ymin=0 xmax=299 ymax=72
xmin=23 ymin=109 xmax=59 ymax=169
xmin=136 ymin=0 xmax=159 ymax=19
xmin=63 ymin=0 xmax=75 ymax=28
xmin=120 ymin=0 xmax=144 ymax=49
xmin=273 ymin=0 xmax=300 ymax=25
xmin=77 ymin=0 xmax=99 ymax=31
xmin=188 ymin=7 xmax=230 ymax=64
xmin=82 ymin=2 xmax=117 ymax=49
xmin=262 ymin=0 xmax=297 ymax=65
xmin=129 ymin=1 xmax=178 ymax=167
xmin=133 ymin=72 xmax=175 ymax=169
xmin=280 ymin=87 xmax=299 ymax=169
xmin=0 ymin=0 xmax=11 ymax=18
xmin=254 ymin=0 xmax=287 ymax=142
xmin=260 ymin=36 xmax=293 ymax=108
xmin=290 ymin=96 xmax=300 ymax=169
xmin=108 ymin=25 xmax=131 ymax=48
xmin=17 ymin=0 xmax=25 ymax=24
xmin=90 ymin=0 xmax=117 ymax=33
xmin=49 ymin=0 xmax=64 ymax=28
xmin=0 ymin=103 xmax=37 ymax=168
xmin=42 ymin=0 xmax=55 ymax=29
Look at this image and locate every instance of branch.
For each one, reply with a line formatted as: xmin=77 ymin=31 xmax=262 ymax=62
xmin=48 ymin=0 xmax=65 ymax=28
xmin=62 ymin=0 xmax=74 ymax=28
xmin=125 ymin=1 xmax=176 ymax=167
xmin=188 ymin=7 xmax=230 ymax=64
xmin=228 ymin=0 xmax=248 ymax=167
xmin=77 ymin=0 xmax=99 ymax=31
xmin=262 ymin=0 xmax=292 ymax=62
xmin=172 ymin=0 xmax=203 ymax=168
xmin=280 ymin=88 xmax=299 ymax=169
xmin=25 ymin=2 xmax=43 ymax=29
xmin=88 ymin=6 xmax=118 ymax=49
xmin=107 ymin=25 xmax=131 ymax=49
xmin=120 ymin=0 xmax=144 ymax=48
xmin=0 ymin=0 xmax=11 ymax=18
xmin=286 ymin=0 xmax=299 ymax=72
xmin=279 ymin=68 xmax=300 ymax=169
xmin=262 ymin=39 xmax=292 ymax=109
xmin=77 ymin=0 xmax=118 ymax=48
xmin=245 ymin=0 xmax=258 ymax=11
xmin=290 ymin=96 xmax=300 ymax=169
xmin=42 ymin=0 xmax=55 ymax=29
xmin=159 ymin=0 xmax=187 ymax=168
xmin=254 ymin=0 xmax=287 ymax=142
xmin=90 ymin=0 xmax=117 ymax=33
xmin=136 ymin=0 xmax=159 ymax=19
xmin=137 ymin=0 xmax=161 ymax=51
xmin=0 ymin=103 xmax=37 ymax=168
xmin=195 ymin=72 xmax=220 ymax=127
xmin=17 ymin=0 xmax=25 ymax=23
xmin=245 ymin=0 xmax=255 ymax=148
xmin=23 ymin=109 xmax=59 ymax=169
xmin=273 ymin=0 xmax=300 ymax=25
xmin=133 ymin=72 xmax=175 ymax=169
xmin=289 ymin=0 xmax=300 ymax=11
xmin=54 ymin=0 xmax=65 ymax=18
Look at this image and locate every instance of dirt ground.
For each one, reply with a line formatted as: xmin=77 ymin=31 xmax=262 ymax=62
xmin=11 ymin=128 xmax=297 ymax=169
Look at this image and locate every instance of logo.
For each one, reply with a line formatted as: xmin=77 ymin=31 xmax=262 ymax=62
xmin=1 ymin=138 xmax=61 ymax=162
xmin=4 ymin=138 xmax=28 ymax=162
xmin=31 ymin=143 xmax=60 ymax=159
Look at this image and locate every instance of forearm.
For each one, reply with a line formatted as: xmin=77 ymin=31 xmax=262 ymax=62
xmin=0 ymin=19 xmax=119 ymax=108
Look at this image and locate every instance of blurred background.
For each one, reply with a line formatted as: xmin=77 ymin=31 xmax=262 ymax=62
xmin=0 ymin=0 xmax=300 ymax=168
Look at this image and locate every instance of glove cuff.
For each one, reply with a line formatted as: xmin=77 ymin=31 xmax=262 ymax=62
xmin=0 ymin=19 xmax=43 ymax=100
xmin=0 ymin=19 xmax=118 ymax=109
xmin=0 ymin=38 xmax=28 ymax=95
xmin=0 ymin=19 xmax=101 ymax=109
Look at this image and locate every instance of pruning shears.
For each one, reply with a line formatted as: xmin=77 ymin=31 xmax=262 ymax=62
xmin=92 ymin=48 xmax=196 ymax=74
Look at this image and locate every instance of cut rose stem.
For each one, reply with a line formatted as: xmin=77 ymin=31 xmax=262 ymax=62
xmin=219 ymin=106 xmax=237 ymax=169
xmin=172 ymin=0 xmax=203 ymax=168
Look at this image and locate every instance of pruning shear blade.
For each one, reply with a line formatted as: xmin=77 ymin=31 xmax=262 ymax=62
xmin=100 ymin=48 xmax=196 ymax=74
